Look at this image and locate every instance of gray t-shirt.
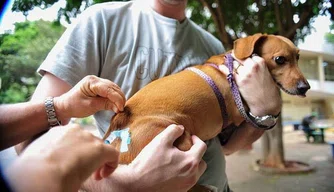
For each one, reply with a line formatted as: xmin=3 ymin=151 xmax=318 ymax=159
xmin=38 ymin=1 xmax=228 ymax=191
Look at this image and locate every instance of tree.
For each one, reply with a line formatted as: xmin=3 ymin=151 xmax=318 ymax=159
xmin=187 ymin=0 xmax=333 ymax=170
xmin=11 ymin=0 xmax=334 ymax=170
xmin=11 ymin=0 xmax=128 ymax=23
xmin=0 ymin=20 xmax=65 ymax=103
xmin=187 ymin=0 xmax=334 ymax=50
xmin=325 ymin=23 xmax=334 ymax=42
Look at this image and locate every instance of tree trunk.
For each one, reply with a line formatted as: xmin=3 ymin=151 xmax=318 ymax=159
xmin=261 ymin=110 xmax=286 ymax=168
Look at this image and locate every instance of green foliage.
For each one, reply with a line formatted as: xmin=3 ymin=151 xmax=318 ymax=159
xmin=12 ymin=0 xmax=129 ymax=23
xmin=12 ymin=0 xmax=334 ymax=47
xmin=6 ymin=0 xmax=334 ymax=103
xmin=12 ymin=0 xmax=88 ymax=22
xmin=187 ymin=0 xmax=334 ymax=49
xmin=325 ymin=23 xmax=334 ymax=43
xmin=0 ymin=20 xmax=65 ymax=104
xmin=94 ymin=0 xmax=128 ymax=3
xmin=12 ymin=0 xmax=60 ymax=16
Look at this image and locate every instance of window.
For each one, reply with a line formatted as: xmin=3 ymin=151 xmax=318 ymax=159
xmin=324 ymin=61 xmax=334 ymax=81
xmin=299 ymin=58 xmax=319 ymax=80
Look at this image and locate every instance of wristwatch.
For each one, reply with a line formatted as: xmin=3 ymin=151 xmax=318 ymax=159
xmin=247 ymin=111 xmax=280 ymax=129
xmin=45 ymin=97 xmax=61 ymax=127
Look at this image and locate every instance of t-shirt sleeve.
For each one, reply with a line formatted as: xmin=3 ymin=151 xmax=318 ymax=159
xmin=38 ymin=5 xmax=107 ymax=86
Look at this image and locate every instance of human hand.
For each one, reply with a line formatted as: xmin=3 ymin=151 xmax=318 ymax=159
xmin=8 ymin=124 xmax=119 ymax=192
xmin=127 ymin=124 xmax=207 ymax=192
xmin=102 ymin=124 xmax=207 ymax=192
xmin=54 ymin=75 xmax=126 ymax=120
xmin=219 ymin=52 xmax=282 ymax=116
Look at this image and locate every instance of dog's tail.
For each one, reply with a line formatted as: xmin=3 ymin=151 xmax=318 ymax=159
xmin=102 ymin=106 xmax=132 ymax=141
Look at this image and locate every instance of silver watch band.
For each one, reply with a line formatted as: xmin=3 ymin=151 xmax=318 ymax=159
xmin=44 ymin=97 xmax=61 ymax=127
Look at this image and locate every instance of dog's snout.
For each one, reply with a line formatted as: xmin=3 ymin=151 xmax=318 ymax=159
xmin=297 ymin=81 xmax=310 ymax=95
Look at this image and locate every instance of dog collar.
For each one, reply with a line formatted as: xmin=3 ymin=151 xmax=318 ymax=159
xmin=186 ymin=67 xmax=228 ymax=129
xmin=225 ymin=53 xmax=276 ymax=130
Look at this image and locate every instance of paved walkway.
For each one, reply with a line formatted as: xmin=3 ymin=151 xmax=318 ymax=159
xmin=226 ymin=127 xmax=334 ymax=192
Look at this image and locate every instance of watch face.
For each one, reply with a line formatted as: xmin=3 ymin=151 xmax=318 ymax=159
xmin=249 ymin=112 xmax=278 ymax=128
xmin=259 ymin=116 xmax=276 ymax=127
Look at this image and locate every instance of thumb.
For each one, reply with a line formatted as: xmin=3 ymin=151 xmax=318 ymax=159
xmin=154 ymin=124 xmax=185 ymax=145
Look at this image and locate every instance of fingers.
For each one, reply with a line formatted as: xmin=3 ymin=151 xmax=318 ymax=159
xmin=154 ymin=124 xmax=185 ymax=146
xmin=218 ymin=52 xmax=261 ymax=76
xmin=81 ymin=75 xmax=126 ymax=113
xmin=93 ymin=168 xmax=103 ymax=180
xmin=93 ymin=162 xmax=118 ymax=180
xmin=230 ymin=53 xmax=268 ymax=83
xmin=187 ymin=135 xmax=207 ymax=160
xmin=231 ymin=52 xmax=265 ymax=69
xmin=94 ymin=97 xmax=121 ymax=114
xmin=92 ymin=141 xmax=119 ymax=180
xmin=99 ymin=144 xmax=119 ymax=170
xmin=100 ymin=162 xmax=118 ymax=178
xmin=100 ymin=78 xmax=126 ymax=111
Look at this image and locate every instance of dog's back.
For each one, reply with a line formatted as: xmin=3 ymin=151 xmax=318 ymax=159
xmin=103 ymin=33 xmax=310 ymax=165
xmin=102 ymin=68 xmax=230 ymax=163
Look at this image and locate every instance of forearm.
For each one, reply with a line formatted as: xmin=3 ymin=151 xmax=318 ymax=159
xmin=222 ymin=122 xmax=264 ymax=155
xmin=0 ymin=101 xmax=49 ymax=150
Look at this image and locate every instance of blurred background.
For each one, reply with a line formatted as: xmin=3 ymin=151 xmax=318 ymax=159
xmin=1 ymin=0 xmax=334 ymax=191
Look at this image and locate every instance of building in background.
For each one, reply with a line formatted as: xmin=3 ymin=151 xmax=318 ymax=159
xmin=282 ymin=42 xmax=334 ymax=122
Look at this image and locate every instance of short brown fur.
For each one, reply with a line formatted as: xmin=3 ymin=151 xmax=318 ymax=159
xmin=103 ymin=33 xmax=310 ymax=191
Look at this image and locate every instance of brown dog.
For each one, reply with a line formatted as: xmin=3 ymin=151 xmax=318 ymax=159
xmin=103 ymin=33 xmax=310 ymax=191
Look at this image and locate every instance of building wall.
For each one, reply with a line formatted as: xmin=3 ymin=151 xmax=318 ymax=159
xmin=324 ymin=99 xmax=334 ymax=118
xmin=282 ymin=97 xmax=333 ymax=122
xmin=282 ymin=100 xmax=312 ymax=121
xmin=281 ymin=47 xmax=334 ymax=123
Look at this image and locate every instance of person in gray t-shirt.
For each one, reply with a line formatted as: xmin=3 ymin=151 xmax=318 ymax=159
xmin=17 ymin=0 xmax=282 ymax=191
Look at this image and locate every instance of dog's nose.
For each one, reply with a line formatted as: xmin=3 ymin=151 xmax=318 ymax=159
xmin=297 ymin=81 xmax=310 ymax=95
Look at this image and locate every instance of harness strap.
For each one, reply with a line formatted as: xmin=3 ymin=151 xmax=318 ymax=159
xmin=225 ymin=53 xmax=266 ymax=129
xmin=186 ymin=67 xmax=228 ymax=129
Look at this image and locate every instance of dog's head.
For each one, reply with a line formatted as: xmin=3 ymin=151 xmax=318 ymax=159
xmin=233 ymin=33 xmax=310 ymax=97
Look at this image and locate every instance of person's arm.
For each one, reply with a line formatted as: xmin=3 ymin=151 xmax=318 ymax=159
xmin=14 ymin=73 xmax=125 ymax=153
xmin=82 ymin=124 xmax=208 ymax=192
xmin=221 ymin=123 xmax=264 ymax=155
xmin=0 ymin=101 xmax=50 ymax=150
xmin=219 ymin=54 xmax=282 ymax=155
xmin=5 ymin=124 xmax=119 ymax=192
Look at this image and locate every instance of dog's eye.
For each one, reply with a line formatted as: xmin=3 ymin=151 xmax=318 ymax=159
xmin=274 ymin=56 xmax=286 ymax=65
xmin=296 ymin=54 xmax=300 ymax=60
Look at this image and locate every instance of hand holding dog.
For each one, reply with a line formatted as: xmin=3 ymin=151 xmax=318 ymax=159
xmin=129 ymin=124 xmax=207 ymax=192
xmin=54 ymin=75 xmax=126 ymax=121
xmin=219 ymin=53 xmax=282 ymax=155
xmin=6 ymin=124 xmax=119 ymax=192
xmin=233 ymin=54 xmax=282 ymax=115
xmin=96 ymin=124 xmax=207 ymax=192
xmin=219 ymin=53 xmax=282 ymax=116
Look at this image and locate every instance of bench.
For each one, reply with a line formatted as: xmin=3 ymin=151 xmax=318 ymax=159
xmin=305 ymin=130 xmax=325 ymax=143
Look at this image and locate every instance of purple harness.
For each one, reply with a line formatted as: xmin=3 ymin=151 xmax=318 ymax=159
xmin=186 ymin=53 xmax=260 ymax=129
xmin=186 ymin=65 xmax=228 ymax=129
xmin=224 ymin=54 xmax=260 ymax=128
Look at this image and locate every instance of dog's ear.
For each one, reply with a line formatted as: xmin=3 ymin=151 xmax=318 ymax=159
xmin=233 ymin=33 xmax=267 ymax=60
xmin=206 ymin=54 xmax=226 ymax=65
